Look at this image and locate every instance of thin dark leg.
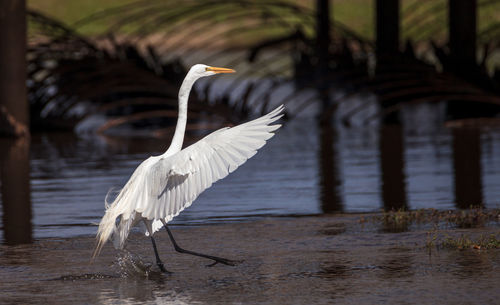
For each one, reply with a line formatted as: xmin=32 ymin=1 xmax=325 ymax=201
xmin=149 ymin=236 xmax=171 ymax=273
xmin=163 ymin=224 xmax=242 ymax=267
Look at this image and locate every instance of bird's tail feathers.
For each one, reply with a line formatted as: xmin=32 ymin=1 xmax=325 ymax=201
xmin=93 ymin=207 xmax=121 ymax=259
xmin=112 ymin=213 xmax=137 ymax=250
xmin=104 ymin=187 xmax=122 ymax=209
xmin=92 ymin=188 xmax=124 ymax=258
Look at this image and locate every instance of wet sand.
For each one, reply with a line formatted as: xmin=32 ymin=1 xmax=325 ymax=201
xmin=1 ymin=214 xmax=499 ymax=305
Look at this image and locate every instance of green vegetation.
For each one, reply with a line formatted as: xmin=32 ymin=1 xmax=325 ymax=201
xmin=25 ymin=0 xmax=500 ymax=78
xmin=424 ymin=227 xmax=439 ymax=253
xmin=425 ymin=229 xmax=500 ymax=252
xmin=26 ymin=0 xmax=377 ymax=39
xmin=441 ymin=234 xmax=500 ymax=250
xmin=27 ymin=0 xmax=500 ymax=43
xmin=380 ymin=208 xmax=414 ymax=233
xmin=378 ymin=208 xmax=500 ymax=232
xmin=331 ymin=0 xmax=374 ymax=41
xmin=28 ymin=0 xmax=137 ymax=35
xmin=372 ymin=208 xmax=500 ymax=253
xmin=447 ymin=208 xmax=498 ymax=228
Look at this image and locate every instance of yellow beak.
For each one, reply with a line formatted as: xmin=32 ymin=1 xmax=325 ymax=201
xmin=206 ymin=66 xmax=236 ymax=73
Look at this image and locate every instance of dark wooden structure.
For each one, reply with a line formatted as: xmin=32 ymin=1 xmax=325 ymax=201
xmin=0 ymin=0 xmax=28 ymax=137
xmin=448 ymin=0 xmax=477 ymax=77
xmin=379 ymin=125 xmax=407 ymax=211
xmin=376 ymin=0 xmax=400 ymax=60
xmin=452 ymin=128 xmax=483 ymax=209
xmin=0 ymin=1 xmax=32 ymax=245
xmin=0 ymin=137 xmax=32 ymax=245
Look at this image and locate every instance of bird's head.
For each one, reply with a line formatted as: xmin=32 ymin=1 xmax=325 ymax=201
xmin=190 ymin=64 xmax=236 ymax=78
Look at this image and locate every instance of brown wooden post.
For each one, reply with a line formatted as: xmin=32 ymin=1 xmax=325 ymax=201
xmin=448 ymin=0 xmax=477 ymax=75
xmin=376 ymin=0 xmax=401 ymax=122
xmin=0 ymin=0 xmax=29 ymax=137
xmin=379 ymin=125 xmax=407 ymax=211
xmin=318 ymin=121 xmax=343 ymax=213
xmin=0 ymin=1 xmax=31 ymax=245
xmin=0 ymin=137 xmax=32 ymax=245
xmin=452 ymin=128 xmax=483 ymax=209
xmin=316 ymin=0 xmax=331 ymax=110
xmin=376 ymin=0 xmax=400 ymax=60
xmin=316 ymin=0 xmax=330 ymax=67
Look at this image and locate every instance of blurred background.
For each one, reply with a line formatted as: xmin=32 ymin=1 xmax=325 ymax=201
xmin=1 ymin=0 xmax=500 ymax=245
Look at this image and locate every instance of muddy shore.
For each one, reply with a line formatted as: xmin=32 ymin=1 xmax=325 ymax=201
xmin=1 ymin=214 xmax=499 ymax=304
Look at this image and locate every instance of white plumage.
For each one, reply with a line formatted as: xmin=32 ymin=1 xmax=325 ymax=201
xmin=94 ymin=64 xmax=283 ymax=257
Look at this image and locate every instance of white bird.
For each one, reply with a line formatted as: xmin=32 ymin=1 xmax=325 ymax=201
xmin=94 ymin=64 xmax=284 ymax=272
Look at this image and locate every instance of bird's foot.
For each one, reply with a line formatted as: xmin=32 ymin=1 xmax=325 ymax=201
xmin=205 ymin=258 xmax=244 ymax=267
xmin=157 ymin=262 xmax=172 ymax=274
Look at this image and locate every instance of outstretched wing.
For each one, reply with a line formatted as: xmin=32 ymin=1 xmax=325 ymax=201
xmin=136 ymin=105 xmax=284 ymax=231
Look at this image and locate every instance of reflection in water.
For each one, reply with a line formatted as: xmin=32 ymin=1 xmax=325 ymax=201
xmin=0 ymin=214 xmax=499 ymax=304
xmin=99 ymin=287 xmax=194 ymax=305
xmin=379 ymin=125 xmax=407 ymax=211
xmin=378 ymin=248 xmax=414 ymax=279
xmin=449 ymin=251 xmax=494 ymax=279
xmin=318 ymin=120 xmax=343 ymax=213
xmin=1 ymin=100 xmax=500 ymax=241
xmin=452 ymin=128 xmax=483 ymax=209
xmin=318 ymin=259 xmax=352 ymax=279
xmin=0 ymin=137 xmax=32 ymax=245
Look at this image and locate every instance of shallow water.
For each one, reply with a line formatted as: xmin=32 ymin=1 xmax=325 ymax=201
xmin=1 ymin=104 xmax=500 ymax=242
xmin=1 ymin=216 xmax=499 ymax=304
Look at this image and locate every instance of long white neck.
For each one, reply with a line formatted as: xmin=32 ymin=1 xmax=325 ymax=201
xmin=164 ymin=70 xmax=200 ymax=155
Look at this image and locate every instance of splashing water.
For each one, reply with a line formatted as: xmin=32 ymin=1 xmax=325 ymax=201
xmin=51 ymin=273 xmax=118 ymax=281
xmin=113 ymin=250 xmax=155 ymax=278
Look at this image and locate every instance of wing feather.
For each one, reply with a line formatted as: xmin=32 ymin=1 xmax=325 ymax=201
xmin=141 ymin=105 xmax=284 ymax=231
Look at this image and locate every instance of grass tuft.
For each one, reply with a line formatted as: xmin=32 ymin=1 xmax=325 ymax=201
xmin=377 ymin=208 xmax=500 ymax=233
xmin=441 ymin=234 xmax=500 ymax=250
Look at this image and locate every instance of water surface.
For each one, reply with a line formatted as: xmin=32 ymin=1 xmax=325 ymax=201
xmin=1 ymin=105 xmax=500 ymax=242
xmin=0 ymin=216 xmax=498 ymax=305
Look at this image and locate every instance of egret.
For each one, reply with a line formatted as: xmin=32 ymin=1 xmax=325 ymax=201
xmin=94 ymin=64 xmax=284 ymax=272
